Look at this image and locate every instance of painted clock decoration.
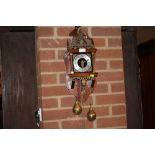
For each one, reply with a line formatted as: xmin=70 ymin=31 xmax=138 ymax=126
xmin=64 ymin=26 xmax=98 ymax=121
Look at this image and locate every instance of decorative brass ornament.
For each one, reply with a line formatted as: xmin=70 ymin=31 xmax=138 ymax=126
xmin=67 ymin=26 xmax=95 ymax=49
xmin=64 ymin=26 xmax=98 ymax=123
xmin=87 ymin=105 xmax=96 ymax=121
xmin=72 ymin=100 xmax=82 ymax=115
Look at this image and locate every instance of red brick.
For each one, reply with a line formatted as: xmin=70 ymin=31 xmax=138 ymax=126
xmin=57 ymin=27 xmax=73 ymax=36
xmin=38 ymin=27 xmax=54 ymax=37
xmin=61 ymin=97 xmax=75 ymax=107
xmin=111 ymin=83 xmax=125 ymax=92
xmin=112 ymin=105 xmax=126 ymax=115
xmin=108 ymin=38 xmax=122 ymax=47
xmin=42 ymin=98 xmax=58 ymax=108
xmin=61 ymin=96 xmax=93 ymax=107
xmin=94 ymin=83 xmax=108 ymax=94
xmin=60 ymin=73 xmax=65 ymax=83
xmin=97 ymin=116 xmax=127 ymax=128
xmin=62 ymin=120 xmax=93 ymax=129
xmin=58 ymin=50 xmax=66 ymax=60
xmin=110 ymin=60 xmax=123 ymax=69
xmin=118 ymin=126 xmax=126 ymax=129
xmin=98 ymin=71 xmax=124 ymax=82
xmin=57 ymin=27 xmax=88 ymax=36
xmin=94 ymin=38 xmax=106 ymax=47
xmin=40 ymin=62 xmax=65 ymax=72
xmin=94 ymin=106 xmax=109 ymax=116
xmin=96 ymin=94 xmax=125 ymax=105
xmin=92 ymin=27 xmax=121 ymax=36
xmin=41 ymin=86 xmax=68 ymax=96
xmin=38 ymin=50 xmax=55 ymax=60
xmin=40 ymin=38 xmax=67 ymax=48
xmin=95 ymin=60 xmax=107 ymax=70
xmin=43 ymin=122 xmax=59 ymax=129
xmin=85 ymin=96 xmax=93 ymax=105
xmin=43 ymin=109 xmax=74 ymax=120
xmin=41 ymin=74 xmax=57 ymax=84
xmin=96 ymin=49 xmax=123 ymax=59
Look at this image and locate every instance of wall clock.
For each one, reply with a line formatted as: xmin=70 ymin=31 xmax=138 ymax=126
xmin=64 ymin=26 xmax=98 ymax=122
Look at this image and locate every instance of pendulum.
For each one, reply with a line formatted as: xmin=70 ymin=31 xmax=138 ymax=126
xmin=87 ymin=104 xmax=96 ymax=121
xmin=72 ymin=100 xmax=82 ymax=115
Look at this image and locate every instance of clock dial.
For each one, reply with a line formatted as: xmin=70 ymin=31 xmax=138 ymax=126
xmin=73 ymin=53 xmax=92 ymax=72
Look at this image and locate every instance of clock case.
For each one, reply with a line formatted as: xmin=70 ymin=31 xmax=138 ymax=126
xmin=66 ymin=37 xmax=98 ymax=79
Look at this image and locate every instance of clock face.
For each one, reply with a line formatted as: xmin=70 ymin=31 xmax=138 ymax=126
xmin=72 ymin=53 xmax=93 ymax=72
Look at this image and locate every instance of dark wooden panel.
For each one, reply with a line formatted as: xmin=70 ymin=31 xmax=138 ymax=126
xmin=0 ymin=96 xmax=2 ymax=128
xmin=0 ymin=26 xmax=34 ymax=32
xmin=138 ymin=39 xmax=155 ymax=128
xmin=1 ymin=32 xmax=38 ymax=129
xmin=121 ymin=27 xmax=143 ymax=128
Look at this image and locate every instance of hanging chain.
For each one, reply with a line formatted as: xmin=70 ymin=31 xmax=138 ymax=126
xmin=81 ymin=99 xmax=86 ymax=129
xmin=81 ymin=79 xmax=86 ymax=129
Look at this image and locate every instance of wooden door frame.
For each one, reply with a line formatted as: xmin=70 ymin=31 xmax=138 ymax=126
xmin=0 ymin=27 xmax=39 ymax=128
xmin=121 ymin=26 xmax=143 ymax=128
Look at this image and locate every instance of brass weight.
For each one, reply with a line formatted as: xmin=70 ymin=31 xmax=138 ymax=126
xmin=72 ymin=100 xmax=82 ymax=115
xmin=87 ymin=106 xmax=96 ymax=121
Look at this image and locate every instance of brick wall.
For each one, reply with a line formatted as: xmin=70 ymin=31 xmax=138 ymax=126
xmin=36 ymin=26 xmax=127 ymax=129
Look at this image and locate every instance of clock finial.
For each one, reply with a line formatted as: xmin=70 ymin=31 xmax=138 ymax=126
xmin=69 ymin=26 xmax=81 ymax=36
xmin=68 ymin=26 xmax=95 ymax=49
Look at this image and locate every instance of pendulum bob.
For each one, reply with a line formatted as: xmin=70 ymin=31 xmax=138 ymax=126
xmin=72 ymin=100 xmax=82 ymax=115
xmin=87 ymin=106 xmax=96 ymax=121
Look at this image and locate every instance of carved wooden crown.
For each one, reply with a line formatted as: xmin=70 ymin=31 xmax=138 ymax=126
xmin=67 ymin=26 xmax=95 ymax=49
